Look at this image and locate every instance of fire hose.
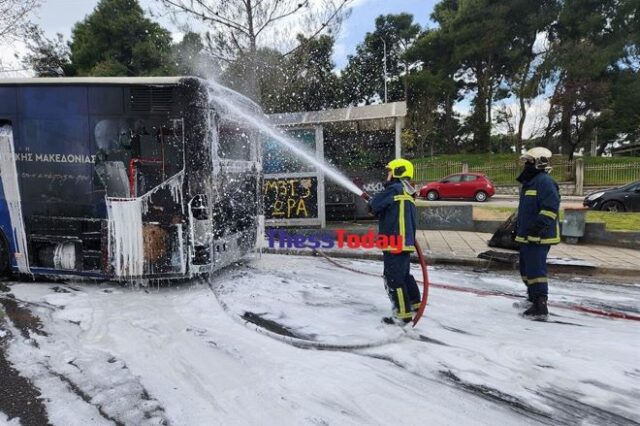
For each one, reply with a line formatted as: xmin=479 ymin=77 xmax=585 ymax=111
xmin=318 ymin=250 xmax=640 ymax=323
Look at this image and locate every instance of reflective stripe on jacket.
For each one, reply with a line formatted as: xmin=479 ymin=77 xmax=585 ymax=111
xmin=516 ymin=172 xmax=561 ymax=245
xmin=369 ymin=180 xmax=416 ymax=251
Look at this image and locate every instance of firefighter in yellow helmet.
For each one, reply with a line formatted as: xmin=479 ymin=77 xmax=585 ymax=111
xmin=368 ymin=158 xmax=421 ymax=325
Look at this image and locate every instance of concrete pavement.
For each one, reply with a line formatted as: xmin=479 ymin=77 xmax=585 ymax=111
xmin=270 ymin=223 xmax=640 ymax=281
xmin=416 ymin=230 xmax=640 ymax=278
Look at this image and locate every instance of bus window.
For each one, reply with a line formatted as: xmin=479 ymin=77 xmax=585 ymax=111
xmin=131 ymin=122 xmax=184 ymax=196
xmin=95 ymin=161 xmax=130 ymax=198
xmin=218 ymin=124 xmax=252 ymax=161
xmin=94 ymin=119 xmax=184 ymax=198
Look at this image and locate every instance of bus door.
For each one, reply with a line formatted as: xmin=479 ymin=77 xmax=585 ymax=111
xmin=0 ymin=122 xmax=30 ymax=274
xmin=189 ymin=113 xmax=260 ymax=271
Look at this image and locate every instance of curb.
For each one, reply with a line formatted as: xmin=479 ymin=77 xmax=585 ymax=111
xmin=260 ymin=248 xmax=638 ymax=283
xmin=262 ymin=247 xmax=488 ymax=268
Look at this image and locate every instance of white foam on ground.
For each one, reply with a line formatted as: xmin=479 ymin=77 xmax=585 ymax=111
xmin=3 ymin=255 xmax=639 ymax=425
xmin=0 ymin=411 xmax=22 ymax=425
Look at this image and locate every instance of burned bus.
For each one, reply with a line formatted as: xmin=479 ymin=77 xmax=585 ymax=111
xmin=0 ymin=77 xmax=262 ymax=281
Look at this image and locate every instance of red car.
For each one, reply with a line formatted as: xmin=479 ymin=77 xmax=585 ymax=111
xmin=419 ymin=173 xmax=495 ymax=202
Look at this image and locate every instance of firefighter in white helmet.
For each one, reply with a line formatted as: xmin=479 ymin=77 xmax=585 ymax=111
xmin=514 ymin=147 xmax=560 ymax=321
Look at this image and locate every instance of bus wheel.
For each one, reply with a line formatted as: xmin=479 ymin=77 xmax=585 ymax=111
xmin=0 ymin=233 xmax=10 ymax=278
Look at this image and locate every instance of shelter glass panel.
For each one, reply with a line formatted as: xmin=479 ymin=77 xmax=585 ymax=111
xmin=263 ymin=129 xmax=316 ymax=174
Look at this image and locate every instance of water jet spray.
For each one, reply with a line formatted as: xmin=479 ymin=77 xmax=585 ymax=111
xmin=210 ymin=80 xmax=428 ymax=325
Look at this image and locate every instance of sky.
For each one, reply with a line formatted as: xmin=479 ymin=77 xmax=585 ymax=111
xmin=0 ymin=0 xmax=546 ymax=137
xmin=0 ymin=0 xmax=436 ymax=71
xmin=333 ymin=0 xmax=436 ymax=68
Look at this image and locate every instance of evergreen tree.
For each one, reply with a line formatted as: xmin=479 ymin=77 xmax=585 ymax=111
xmin=70 ymin=0 xmax=173 ymax=76
xmin=406 ymin=26 xmax=463 ymax=155
xmin=341 ymin=13 xmax=421 ymax=105
xmin=543 ymin=0 xmax=636 ymax=158
xmin=170 ymin=32 xmax=219 ymax=77
xmin=280 ymin=35 xmax=340 ymax=112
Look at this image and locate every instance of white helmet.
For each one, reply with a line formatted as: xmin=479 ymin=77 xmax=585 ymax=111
xmin=521 ymin=147 xmax=552 ymax=172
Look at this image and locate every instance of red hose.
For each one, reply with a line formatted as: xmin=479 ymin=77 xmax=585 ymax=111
xmin=317 ymin=251 xmax=640 ymax=322
xmin=412 ymin=239 xmax=430 ymax=327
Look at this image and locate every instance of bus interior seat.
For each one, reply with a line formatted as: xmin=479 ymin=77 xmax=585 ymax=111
xmin=95 ymin=161 xmax=130 ymax=198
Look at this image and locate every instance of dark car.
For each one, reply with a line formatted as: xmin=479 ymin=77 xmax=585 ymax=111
xmin=583 ymin=181 xmax=640 ymax=212
xmin=419 ymin=173 xmax=495 ymax=202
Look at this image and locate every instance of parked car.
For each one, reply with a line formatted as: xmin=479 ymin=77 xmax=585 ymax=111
xmin=419 ymin=173 xmax=495 ymax=202
xmin=583 ymin=181 xmax=640 ymax=212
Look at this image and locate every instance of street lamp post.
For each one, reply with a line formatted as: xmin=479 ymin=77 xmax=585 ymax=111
xmin=381 ymin=38 xmax=388 ymax=103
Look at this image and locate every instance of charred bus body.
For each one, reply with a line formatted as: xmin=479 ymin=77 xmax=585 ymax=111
xmin=0 ymin=77 xmax=262 ymax=281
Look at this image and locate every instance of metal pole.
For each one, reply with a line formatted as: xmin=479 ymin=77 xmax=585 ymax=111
xmin=381 ymin=38 xmax=388 ymax=103
xmin=315 ymin=125 xmax=326 ymax=229
xmin=395 ymin=118 xmax=402 ymax=159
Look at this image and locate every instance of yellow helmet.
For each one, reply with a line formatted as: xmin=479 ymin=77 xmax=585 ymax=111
xmin=386 ymin=158 xmax=414 ymax=179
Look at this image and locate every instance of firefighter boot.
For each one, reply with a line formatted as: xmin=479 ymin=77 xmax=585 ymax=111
xmin=522 ymin=295 xmax=549 ymax=321
xmin=382 ymin=315 xmax=412 ymax=326
xmin=512 ymin=294 xmax=534 ymax=310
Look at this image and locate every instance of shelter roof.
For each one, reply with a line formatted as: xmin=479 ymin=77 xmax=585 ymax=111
xmin=269 ymin=102 xmax=406 ymax=131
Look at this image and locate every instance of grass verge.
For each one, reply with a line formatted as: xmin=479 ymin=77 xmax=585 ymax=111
xmin=473 ymin=206 xmax=640 ymax=232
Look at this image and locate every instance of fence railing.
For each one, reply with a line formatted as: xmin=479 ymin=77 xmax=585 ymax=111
xmin=414 ymin=161 xmax=463 ymax=183
xmin=415 ymin=158 xmax=638 ymax=191
xmin=468 ymin=162 xmax=520 ymax=185
xmin=584 ymin=162 xmax=640 ymax=186
xmin=417 ymin=160 xmax=576 ymax=185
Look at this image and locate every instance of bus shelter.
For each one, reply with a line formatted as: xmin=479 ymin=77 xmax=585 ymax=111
xmin=265 ymin=102 xmax=407 ymax=228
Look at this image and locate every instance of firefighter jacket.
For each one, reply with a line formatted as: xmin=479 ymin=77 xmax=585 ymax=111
xmin=369 ymin=179 xmax=416 ymax=252
xmin=515 ymin=172 xmax=561 ymax=245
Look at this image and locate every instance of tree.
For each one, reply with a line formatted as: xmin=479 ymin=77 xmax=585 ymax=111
xmin=0 ymin=0 xmax=41 ymax=72
xmin=0 ymin=0 xmax=41 ymax=43
xmin=376 ymin=13 xmax=421 ymax=101
xmin=501 ymin=0 xmax=560 ymax=147
xmin=170 ymin=31 xmax=219 ymax=77
xmin=277 ymin=34 xmax=340 ymax=112
xmin=223 ymin=34 xmax=340 ymax=113
xmin=406 ymin=27 xmax=463 ymax=156
xmin=432 ymin=0 xmax=519 ymax=153
xmin=70 ymin=0 xmax=173 ymax=76
xmin=542 ymin=0 xmax=634 ymax=158
xmin=21 ymin=30 xmax=74 ymax=76
xmin=156 ymin=0 xmax=353 ymax=101
xmin=341 ymin=13 xmax=421 ymax=106
xmin=222 ymin=47 xmax=286 ymax=110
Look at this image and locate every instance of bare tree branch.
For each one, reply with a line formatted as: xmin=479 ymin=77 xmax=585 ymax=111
xmin=160 ymin=0 xmax=250 ymax=34
xmin=256 ymin=2 xmax=305 ymax=36
xmin=0 ymin=0 xmax=41 ymax=42
xmin=156 ymin=0 xmax=352 ymax=100
xmin=283 ymin=0 xmax=352 ymax=56
xmin=156 ymin=0 xmax=352 ymax=57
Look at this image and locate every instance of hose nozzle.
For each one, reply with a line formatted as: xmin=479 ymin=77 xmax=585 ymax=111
xmin=360 ymin=191 xmax=371 ymax=201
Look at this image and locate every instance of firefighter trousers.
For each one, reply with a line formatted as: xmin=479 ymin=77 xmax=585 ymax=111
xmin=519 ymin=244 xmax=551 ymax=298
xmin=383 ymin=252 xmax=421 ymax=320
